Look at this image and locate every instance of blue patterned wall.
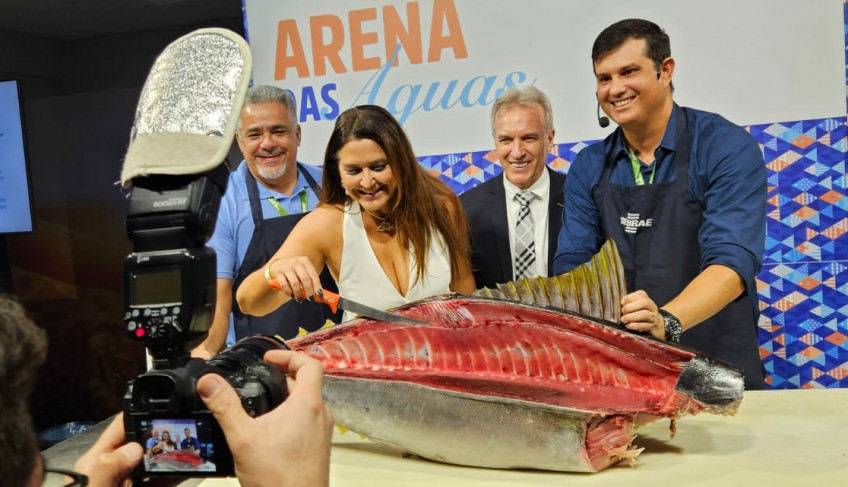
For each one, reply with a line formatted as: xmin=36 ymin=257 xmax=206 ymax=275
xmin=417 ymin=6 xmax=848 ymax=389
xmin=755 ymin=118 xmax=847 ymax=388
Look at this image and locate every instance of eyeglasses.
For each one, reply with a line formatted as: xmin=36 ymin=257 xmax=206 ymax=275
xmin=43 ymin=467 xmax=89 ymax=487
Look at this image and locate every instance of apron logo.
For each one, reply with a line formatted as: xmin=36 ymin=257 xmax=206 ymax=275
xmin=620 ymin=213 xmax=653 ymax=234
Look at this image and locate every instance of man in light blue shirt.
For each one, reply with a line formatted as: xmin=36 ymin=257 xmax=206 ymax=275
xmin=192 ymin=86 xmax=338 ymax=358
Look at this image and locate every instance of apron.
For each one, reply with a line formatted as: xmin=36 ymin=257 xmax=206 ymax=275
xmin=593 ymin=108 xmax=764 ymax=389
xmin=231 ymin=164 xmax=342 ymax=340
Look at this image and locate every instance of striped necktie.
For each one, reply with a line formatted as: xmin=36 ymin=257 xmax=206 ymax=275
xmin=513 ymin=190 xmax=536 ymax=280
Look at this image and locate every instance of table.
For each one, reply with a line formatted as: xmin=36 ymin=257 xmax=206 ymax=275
xmin=44 ymin=389 xmax=848 ymax=486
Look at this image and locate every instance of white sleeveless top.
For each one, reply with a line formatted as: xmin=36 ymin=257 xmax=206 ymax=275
xmin=338 ymin=201 xmax=452 ymax=320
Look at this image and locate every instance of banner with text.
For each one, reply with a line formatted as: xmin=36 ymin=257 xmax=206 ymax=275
xmin=244 ymin=0 xmax=844 ymax=164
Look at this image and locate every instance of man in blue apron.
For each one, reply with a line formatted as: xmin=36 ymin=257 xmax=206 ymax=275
xmin=553 ymin=19 xmax=766 ymax=389
xmin=193 ymin=86 xmax=340 ymax=358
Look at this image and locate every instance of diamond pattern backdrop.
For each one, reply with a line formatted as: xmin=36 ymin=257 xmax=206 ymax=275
xmin=414 ymin=4 xmax=848 ymax=389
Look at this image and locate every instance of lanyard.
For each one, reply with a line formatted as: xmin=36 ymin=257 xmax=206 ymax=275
xmin=628 ymin=148 xmax=656 ymax=186
xmin=267 ymin=189 xmax=308 ymax=216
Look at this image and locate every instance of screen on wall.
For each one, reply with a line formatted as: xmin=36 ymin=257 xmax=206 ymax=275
xmin=0 ymin=79 xmax=35 ymax=234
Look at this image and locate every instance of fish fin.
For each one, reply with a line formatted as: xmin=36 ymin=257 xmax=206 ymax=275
xmin=333 ymin=425 xmax=367 ymax=440
xmin=299 ymin=320 xmax=337 ymax=337
xmin=608 ymin=443 xmax=644 ymax=467
xmin=474 ymin=239 xmax=626 ymax=322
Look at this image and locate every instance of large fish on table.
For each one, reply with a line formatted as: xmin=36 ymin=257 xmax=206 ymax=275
xmin=285 ymin=241 xmax=744 ymax=473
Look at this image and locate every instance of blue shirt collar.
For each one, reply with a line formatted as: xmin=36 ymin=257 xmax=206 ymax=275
xmin=614 ymin=103 xmax=679 ymax=159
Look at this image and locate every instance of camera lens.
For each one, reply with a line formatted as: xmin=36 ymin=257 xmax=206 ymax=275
xmin=204 ymin=335 xmax=288 ymax=372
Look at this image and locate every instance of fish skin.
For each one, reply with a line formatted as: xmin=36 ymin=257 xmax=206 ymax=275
xmin=322 ymin=376 xmax=605 ymax=472
xmin=287 ymin=294 xmax=743 ymax=472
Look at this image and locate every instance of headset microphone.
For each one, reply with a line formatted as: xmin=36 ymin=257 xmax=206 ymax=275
xmin=597 ymin=102 xmax=610 ymax=128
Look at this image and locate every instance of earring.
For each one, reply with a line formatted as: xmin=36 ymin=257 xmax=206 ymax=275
xmin=341 ymin=181 xmax=349 ymax=196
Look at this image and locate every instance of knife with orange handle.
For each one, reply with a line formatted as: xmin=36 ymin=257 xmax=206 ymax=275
xmin=268 ymin=279 xmax=427 ymax=325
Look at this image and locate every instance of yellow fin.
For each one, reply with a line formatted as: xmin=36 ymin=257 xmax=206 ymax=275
xmin=474 ymin=239 xmax=625 ymax=322
xmin=334 ymin=425 xmax=368 ymax=440
xmin=297 ymin=319 xmax=337 ymax=338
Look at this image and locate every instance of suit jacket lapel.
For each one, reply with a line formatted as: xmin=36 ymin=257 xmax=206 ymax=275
xmin=488 ymin=174 xmax=513 ymax=283
xmin=546 ymin=167 xmax=566 ymax=275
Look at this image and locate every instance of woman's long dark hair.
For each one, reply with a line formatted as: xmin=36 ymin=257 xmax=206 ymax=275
xmin=321 ymin=105 xmax=470 ymax=284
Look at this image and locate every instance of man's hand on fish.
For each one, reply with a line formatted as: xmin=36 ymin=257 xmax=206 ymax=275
xmin=265 ymin=255 xmax=323 ymax=303
xmin=197 ymin=350 xmax=333 ymax=487
xmin=620 ymin=290 xmax=666 ymax=340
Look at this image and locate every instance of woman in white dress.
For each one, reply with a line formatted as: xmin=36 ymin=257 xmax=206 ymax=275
xmin=149 ymin=430 xmax=177 ymax=457
xmin=237 ymin=105 xmax=475 ymax=318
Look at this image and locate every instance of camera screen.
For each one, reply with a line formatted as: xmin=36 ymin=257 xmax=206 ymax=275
xmin=135 ymin=416 xmax=222 ymax=474
xmin=131 ymin=265 xmax=182 ymax=306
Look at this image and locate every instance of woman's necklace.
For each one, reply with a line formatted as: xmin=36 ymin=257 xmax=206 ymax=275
xmin=362 ymin=207 xmax=395 ymax=233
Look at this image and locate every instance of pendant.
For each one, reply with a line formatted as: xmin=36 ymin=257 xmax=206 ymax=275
xmin=376 ymin=221 xmax=395 ymax=233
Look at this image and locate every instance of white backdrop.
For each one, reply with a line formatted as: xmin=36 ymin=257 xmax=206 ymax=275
xmin=244 ymin=0 xmax=844 ymax=164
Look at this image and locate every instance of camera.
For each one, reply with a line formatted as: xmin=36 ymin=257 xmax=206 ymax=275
xmin=117 ymin=27 xmax=274 ymax=482
xmin=121 ymin=169 xmax=289 ymax=481
xmin=121 ymin=168 xmax=291 ymax=482
xmin=123 ymin=335 xmax=288 ymax=477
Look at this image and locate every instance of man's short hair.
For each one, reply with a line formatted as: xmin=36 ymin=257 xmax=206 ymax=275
xmin=0 ymin=296 xmax=48 ymax=485
xmin=490 ymin=86 xmax=554 ymax=135
xmin=237 ymin=85 xmax=299 ymax=131
xmin=592 ymin=18 xmax=671 ymax=75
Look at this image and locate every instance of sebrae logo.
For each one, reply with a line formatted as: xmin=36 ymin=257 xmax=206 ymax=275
xmin=620 ymin=213 xmax=653 ymax=234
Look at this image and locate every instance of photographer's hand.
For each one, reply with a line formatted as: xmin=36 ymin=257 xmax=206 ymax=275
xmin=198 ymin=350 xmax=333 ymax=487
xmin=74 ymin=414 xmax=142 ymax=487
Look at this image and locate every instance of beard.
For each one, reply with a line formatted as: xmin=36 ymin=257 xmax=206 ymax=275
xmin=254 ymin=158 xmax=288 ymax=181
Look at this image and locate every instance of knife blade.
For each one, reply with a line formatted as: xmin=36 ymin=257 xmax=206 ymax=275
xmin=268 ymin=279 xmax=427 ymax=325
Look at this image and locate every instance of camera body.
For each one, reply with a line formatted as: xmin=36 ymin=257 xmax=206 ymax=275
xmin=124 ymin=336 xmax=289 ymax=477
xmin=122 ymin=169 xmax=289 ymax=480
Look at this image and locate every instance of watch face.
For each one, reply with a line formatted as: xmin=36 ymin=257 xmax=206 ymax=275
xmin=660 ymin=310 xmax=682 ymax=342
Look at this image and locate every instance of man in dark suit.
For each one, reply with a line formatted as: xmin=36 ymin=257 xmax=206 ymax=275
xmin=460 ymin=86 xmax=565 ymax=289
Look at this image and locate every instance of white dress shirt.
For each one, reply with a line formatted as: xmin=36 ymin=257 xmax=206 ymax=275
xmin=503 ymin=169 xmax=550 ymax=279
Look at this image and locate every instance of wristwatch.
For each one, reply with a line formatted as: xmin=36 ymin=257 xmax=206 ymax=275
xmin=659 ymin=309 xmax=682 ymax=343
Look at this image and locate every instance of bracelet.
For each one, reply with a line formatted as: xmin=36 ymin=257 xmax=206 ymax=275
xmin=264 ymin=258 xmax=279 ymax=284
